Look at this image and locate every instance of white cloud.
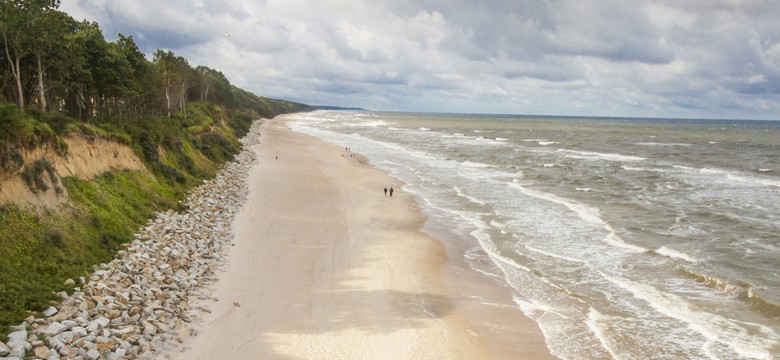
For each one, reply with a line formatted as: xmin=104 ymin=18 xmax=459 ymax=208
xmin=59 ymin=0 xmax=780 ymax=119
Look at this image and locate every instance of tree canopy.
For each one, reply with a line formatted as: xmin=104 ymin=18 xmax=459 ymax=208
xmin=0 ymin=0 xmax=312 ymax=334
xmin=0 ymin=0 xmax=306 ymax=121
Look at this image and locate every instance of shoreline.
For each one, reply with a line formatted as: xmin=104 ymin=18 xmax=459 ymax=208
xmin=174 ymin=115 xmax=554 ymax=359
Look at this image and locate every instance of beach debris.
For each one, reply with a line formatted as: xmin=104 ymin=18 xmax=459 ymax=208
xmin=0 ymin=121 xmax=264 ymax=359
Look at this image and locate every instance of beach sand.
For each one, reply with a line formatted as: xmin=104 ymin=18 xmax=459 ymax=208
xmin=173 ymin=115 xmax=554 ymax=359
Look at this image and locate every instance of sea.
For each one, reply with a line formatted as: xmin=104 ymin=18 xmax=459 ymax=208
xmin=289 ymin=111 xmax=780 ymax=359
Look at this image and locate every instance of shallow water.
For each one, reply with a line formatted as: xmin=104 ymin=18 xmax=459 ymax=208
xmin=290 ymin=111 xmax=780 ymax=359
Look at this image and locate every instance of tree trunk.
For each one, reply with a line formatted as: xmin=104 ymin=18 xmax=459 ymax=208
xmin=36 ymin=53 xmax=46 ymax=112
xmin=201 ymin=83 xmax=210 ymax=102
xmin=12 ymin=55 xmax=24 ymax=111
xmin=180 ymin=80 xmax=187 ymax=110
xmin=77 ymin=91 xmax=83 ymax=120
xmin=3 ymin=39 xmax=24 ymax=111
xmin=165 ymin=87 xmax=171 ymax=117
xmin=180 ymin=82 xmax=187 ymax=120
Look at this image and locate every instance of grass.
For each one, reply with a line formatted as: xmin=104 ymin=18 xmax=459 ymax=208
xmin=0 ymin=171 xmax=177 ymax=330
xmin=0 ymin=101 xmax=267 ymax=333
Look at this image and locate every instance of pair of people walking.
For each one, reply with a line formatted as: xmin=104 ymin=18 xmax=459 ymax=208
xmin=383 ymin=187 xmax=394 ymax=197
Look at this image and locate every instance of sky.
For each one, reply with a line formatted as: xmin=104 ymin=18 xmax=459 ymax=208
xmin=60 ymin=0 xmax=780 ymax=120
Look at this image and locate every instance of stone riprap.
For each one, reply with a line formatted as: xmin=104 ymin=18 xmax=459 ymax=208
xmin=0 ymin=121 xmax=263 ymax=360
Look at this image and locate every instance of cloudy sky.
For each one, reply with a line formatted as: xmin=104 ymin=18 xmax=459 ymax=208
xmin=61 ymin=0 xmax=780 ymax=120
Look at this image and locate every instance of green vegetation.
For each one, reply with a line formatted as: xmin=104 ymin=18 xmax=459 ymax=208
xmin=0 ymin=0 xmax=311 ymax=332
xmin=0 ymin=171 xmax=176 ymax=328
xmin=20 ymin=158 xmax=61 ymax=194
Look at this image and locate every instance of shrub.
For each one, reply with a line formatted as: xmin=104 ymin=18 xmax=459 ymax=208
xmin=138 ymin=131 xmax=159 ymax=163
xmin=0 ymin=104 xmax=35 ymax=147
xmin=20 ymin=158 xmax=59 ymax=194
xmin=43 ymin=230 xmax=63 ymax=248
xmin=228 ymin=111 xmax=253 ymax=136
xmin=195 ymin=132 xmax=237 ymax=162
xmin=179 ymin=153 xmax=195 ymax=173
xmin=158 ymin=163 xmax=185 ymax=184
xmin=42 ymin=111 xmax=75 ymax=134
xmin=0 ymin=146 xmax=25 ymax=173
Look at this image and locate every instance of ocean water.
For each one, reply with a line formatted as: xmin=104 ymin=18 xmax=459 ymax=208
xmin=289 ymin=111 xmax=780 ymax=359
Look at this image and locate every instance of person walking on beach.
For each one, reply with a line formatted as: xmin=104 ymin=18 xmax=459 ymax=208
xmin=389 ymin=187 xmax=394 ymax=197
xmin=384 ymin=187 xmax=388 ymax=196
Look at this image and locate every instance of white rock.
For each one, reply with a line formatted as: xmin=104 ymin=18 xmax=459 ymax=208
xmin=0 ymin=341 xmax=10 ymax=356
xmin=86 ymin=316 xmax=110 ymax=333
xmin=86 ymin=348 xmax=101 ymax=360
xmin=43 ymin=306 xmax=58 ymax=317
xmin=96 ymin=316 xmax=110 ymax=328
xmin=7 ymin=340 xmax=31 ymax=352
xmin=62 ymin=320 xmax=77 ymax=330
xmin=72 ymin=326 xmax=88 ymax=338
xmin=40 ymin=322 xmax=68 ymax=336
xmin=8 ymin=344 xmax=26 ymax=358
xmin=46 ymin=335 xmax=66 ymax=350
xmin=7 ymin=330 xmax=26 ymax=342
xmin=85 ymin=322 xmax=99 ymax=334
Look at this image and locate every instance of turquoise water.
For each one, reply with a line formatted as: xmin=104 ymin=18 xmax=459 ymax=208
xmin=291 ymin=111 xmax=780 ymax=359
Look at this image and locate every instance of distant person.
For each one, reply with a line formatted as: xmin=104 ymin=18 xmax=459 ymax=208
xmin=384 ymin=187 xmax=388 ymax=196
xmin=389 ymin=187 xmax=394 ymax=197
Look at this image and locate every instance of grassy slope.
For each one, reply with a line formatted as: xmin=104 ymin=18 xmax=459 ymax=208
xmin=0 ymin=98 xmax=310 ymax=331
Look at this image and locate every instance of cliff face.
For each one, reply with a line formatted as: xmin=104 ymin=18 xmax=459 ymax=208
xmin=0 ymin=135 xmax=145 ymax=208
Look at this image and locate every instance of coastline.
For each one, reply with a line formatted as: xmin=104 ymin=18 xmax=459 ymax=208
xmin=174 ymin=114 xmax=554 ymax=359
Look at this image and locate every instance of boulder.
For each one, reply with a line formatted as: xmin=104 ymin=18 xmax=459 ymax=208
xmin=40 ymin=322 xmax=68 ymax=336
xmin=6 ymin=330 xmax=26 ymax=342
xmin=33 ymin=345 xmax=51 ymax=358
xmin=6 ymin=340 xmax=31 ymax=352
xmin=86 ymin=348 xmax=101 ymax=360
xmin=0 ymin=341 xmax=10 ymax=356
xmin=8 ymin=344 xmax=26 ymax=358
xmin=43 ymin=306 xmax=58 ymax=317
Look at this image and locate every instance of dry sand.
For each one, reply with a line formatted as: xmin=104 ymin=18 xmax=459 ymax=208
xmin=174 ymin=115 xmax=554 ymax=359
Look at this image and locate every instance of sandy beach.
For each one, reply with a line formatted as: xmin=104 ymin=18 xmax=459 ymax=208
xmin=174 ymin=115 xmax=554 ymax=359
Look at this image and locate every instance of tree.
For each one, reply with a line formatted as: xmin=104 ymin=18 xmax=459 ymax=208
xmin=0 ymin=0 xmax=61 ymax=111
xmin=153 ymin=50 xmax=193 ymax=117
xmin=115 ymin=34 xmax=150 ymax=117
xmin=29 ymin=9 xmax=70 ymax=112
xmin=0 ymin=0 xmax=29 ymax=111
xmin=58 ymin=20 xmax=93 ymax=120
xmin=193 ymin=65 xmax=233 ymax=106
xmin=194 ymin=66 xmax=213 ymax=102
xmin=67 ymin=21 xmax=108 ymax=119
